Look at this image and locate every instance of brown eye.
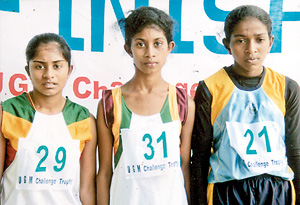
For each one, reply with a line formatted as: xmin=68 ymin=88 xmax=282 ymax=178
xmin=154 ymin=42 xmax=162 ymax=47
xmin=236 ymin=39 xmax=246 ymax=44
xmin=35 ymin=65 xmax=44 ymax=69
xmin=136 ymin=42 xmax=145 ymax=47
xmin=54 ymin=64 xmax=62 ymax=69
xmin=257 ymin=38 xmax=265 ymax=43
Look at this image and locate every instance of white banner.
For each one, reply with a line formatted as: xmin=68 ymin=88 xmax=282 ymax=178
xmin=0 ymin=0 xmax=299 ymax=115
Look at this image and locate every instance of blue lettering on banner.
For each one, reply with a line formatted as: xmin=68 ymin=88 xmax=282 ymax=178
xmin=203 ymin=0 xmax=228 ymax=54
xmin=270 ymin=0 xmax=300 ymax=52
xmin=1 ymin=0 xmax=300 ymax=54
xmin=91 ymin=0 xmax=105 ymax=52
xmin=57 ymin=0 xmax=194 ymax=53
xmin=203 ymin=0 xmax=300 ymax=54
xmin=59 ymin=0 xmax=84 ymax=51
xmin=0 ymin=0 xmax=19 ymax=12
xmin=169 ymin=0 xmax=194 ymax=53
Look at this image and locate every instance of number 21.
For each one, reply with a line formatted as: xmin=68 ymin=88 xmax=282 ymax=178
xmin=244 ymin=126 xmax=271 ymax=155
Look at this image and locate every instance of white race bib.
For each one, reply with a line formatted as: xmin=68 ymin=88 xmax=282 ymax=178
xmin=121 ymin=121 xmax=181 ymax=179
xmin=16 ymin=112 xmax=80 ymax=190
xmin=226 ymin=121 xmax=287 ymax=173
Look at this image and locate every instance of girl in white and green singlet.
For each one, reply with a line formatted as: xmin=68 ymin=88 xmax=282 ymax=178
xmin=96 ymin=6 xmax=195 ymax=205
xmin=0 ymin=33 xmax=97 ymax=204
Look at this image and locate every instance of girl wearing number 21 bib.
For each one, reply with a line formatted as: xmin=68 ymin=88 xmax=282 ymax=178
xmin=96 ymin=6 xmax=195 ymax=205
xmin=191 ymin=5 xmax=300 ymax=205
xmin=0 ymin=33 xmax=97 ymax=204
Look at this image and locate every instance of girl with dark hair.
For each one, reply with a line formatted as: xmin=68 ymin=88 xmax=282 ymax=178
xmin=97 ymin=6 xmax=195 ymax=205
xmin=191 ymin=5 xmax=300 ymax=205
xmin=0 ymin=33 xmax=97 ymax=204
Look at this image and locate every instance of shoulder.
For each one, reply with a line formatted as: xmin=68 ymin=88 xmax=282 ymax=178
xmin=285 ymin=77 xmax=300 ymax=103
xmin=194 ymin=80 xmax=212 ymax=101
xmin=204 ymin=67 xmax=234 ymax=95
xmin=286 ymin=77 xmax=300 ymax=94
xmin=2 ymin=93 xmax=29 ymax=110
xmin=2 ymin=93 xmax=35 ymax=122
xmin=264 ymin=67 xmax=285 ymax=84
xmin=63 ymin=97 xmax=91 ymax=125
xmin=204 ymin=68 xmax=228 ymax=84
xmin=101 ymin=87 xmax=121 ymax=128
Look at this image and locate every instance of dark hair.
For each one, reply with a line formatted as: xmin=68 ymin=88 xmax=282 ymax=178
xmin=119 ymin=6 xmax=174 ymax=48
xmin=26 ymin=33 xmax=71 ymax=66
xmin=223 ymin=5 xmax=272 ymax=44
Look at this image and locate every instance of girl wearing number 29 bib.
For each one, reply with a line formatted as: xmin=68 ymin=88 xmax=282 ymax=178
xmin=191 ymin=5 xmax=300 ymax=205
xmin=0 ymin=33 xmax=97 ymax=204
xmin=96 ymin=6 xmax=195 ymax=205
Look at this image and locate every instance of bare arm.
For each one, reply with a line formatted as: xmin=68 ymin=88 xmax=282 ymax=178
xmin=96 ymin=100 xmax=113 ymax=205
xmin=0 ymin=105 xmax=6 ymax=180
xmin=80 ymin=114 xmax=97 ymax=205
xmin=180 ymin=96 xmax=195 ymax=204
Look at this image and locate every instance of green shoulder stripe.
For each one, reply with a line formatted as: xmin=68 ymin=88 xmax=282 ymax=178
xmin=160 ymin=95 xmax=172 ymax=123
xmin=62 ymin=98 xmax=90 ymax=125
xmin=2 ymin=93 xmax=35 ymax=123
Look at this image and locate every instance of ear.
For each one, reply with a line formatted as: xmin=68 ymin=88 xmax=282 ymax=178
xmin=25 ymin=66 xmax=31 ymax=77
xmin=268 ymin=35 xmax=275 ymax=52
xmin=68 ymin=65 xmax=73 ymax=77
xmin=222 ymin=38 xmax=232 ymax=55
xmin=168 ymin=41 xmax=175 ymax=53
xmin=124 ymin=44 xmax=133 ymax=58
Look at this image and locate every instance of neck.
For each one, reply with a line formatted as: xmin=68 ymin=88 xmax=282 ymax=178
xmin=129 ymin=73 xmax=167 ymax=92
xmin=29 ymin=91 xmax=66 ymax=115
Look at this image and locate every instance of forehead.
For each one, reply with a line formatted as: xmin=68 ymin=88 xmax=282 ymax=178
xmin=133 ymin=24 xmax=166 ymax=39
xmin=32 ymin=42 xmax=65 ymax=60
xmin=232 ymin=17 xmax=268 ymax=36
xmin=36 ymin=42 xmax=61 ymax=53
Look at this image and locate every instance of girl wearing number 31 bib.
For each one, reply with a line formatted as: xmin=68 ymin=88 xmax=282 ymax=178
xmin=191 ymin=5 xmax=300 ymax=205
xmin=0 ymin=33 xmax=97 ymax=204
xmin=96 ymin=6 xmax=195 ymax=205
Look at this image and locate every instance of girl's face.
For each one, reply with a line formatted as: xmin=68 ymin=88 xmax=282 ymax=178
xmin=226 ymin=17 xmax=274 ymax=77
xmin=125 ymin=25 xmax=174 ymax=76
xmin=25 ymin=42 xmax=72 ymax=98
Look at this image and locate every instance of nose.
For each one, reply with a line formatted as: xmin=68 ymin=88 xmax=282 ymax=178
xmin=245 ymin=40 xmax=258 ymax=55
xmin=43 ymin=67 xmax=54 ymax=79
xmin=144 ymin=45 xmax=156 ymax=58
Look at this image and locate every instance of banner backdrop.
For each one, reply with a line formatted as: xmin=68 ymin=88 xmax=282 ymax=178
xmin=0 ymin=0 xmax=299 ymax=115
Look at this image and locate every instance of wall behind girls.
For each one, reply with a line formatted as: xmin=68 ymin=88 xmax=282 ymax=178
xmin=0 ymin=0 xmax=299 ymax=115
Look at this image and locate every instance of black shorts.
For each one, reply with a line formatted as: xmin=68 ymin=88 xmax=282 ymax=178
xmin=207 ymin=174 xmax=295 ymax=205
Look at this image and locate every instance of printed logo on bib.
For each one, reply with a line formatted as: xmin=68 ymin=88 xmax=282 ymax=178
xmin=121 ymin=121 xmax=181 ymax=179
xmin=226 ymin=121 xmax=287 ymax=173
xmin=16 ymin=138 xmax=80 ymax=190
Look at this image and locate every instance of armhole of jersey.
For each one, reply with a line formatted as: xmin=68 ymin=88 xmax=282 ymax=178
xmin=205 ymin=68 xmax=235 ymax=125
xmin=285 ymin=76 xmax=290 ymax=101
xmin=102 ymin=89 xmax=114 ymax=128
xmin=176 ymin=86 xmax=188 ymax=125
xmin=262 ymin=67 xmax=286 ymax=115
xmin=104 ymin=86 xmax=188 ymax=127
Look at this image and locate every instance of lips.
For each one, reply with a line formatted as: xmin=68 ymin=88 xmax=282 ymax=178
xmin=144 ymin=62 xmax=157 ymax=66
xmin=245 ymin=58 xmax=258 ymax=63
xmin=43 ymin=82 xmax=56 ymax=88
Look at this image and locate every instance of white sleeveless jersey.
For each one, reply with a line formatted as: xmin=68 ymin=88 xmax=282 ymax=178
xmin=103 ymin=85 xmax=188 ymax=205
xmin=1 ymin=93 xmax=92 ymax=204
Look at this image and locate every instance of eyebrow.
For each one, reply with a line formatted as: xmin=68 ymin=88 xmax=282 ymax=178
xmin=32 ymin=60 xmax=66 ymax=63
xmin=134 ymin=36 xmax=165 ymax=40
xmin=233 ymin=33 xmax=268 ymax=38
